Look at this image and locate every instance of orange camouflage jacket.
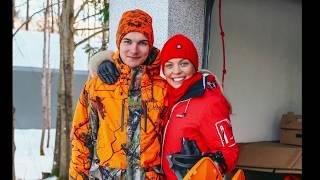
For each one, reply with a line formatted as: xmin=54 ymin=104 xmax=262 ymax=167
xmin=69 ymin=51 xmax=167 ymax=179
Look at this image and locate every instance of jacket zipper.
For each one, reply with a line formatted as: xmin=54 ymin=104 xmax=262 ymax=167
xmin=143 ymin=101 xmax=148 ymax=132
xmin=160 ymin=98 xmax=191 ymax=169
xmin=121 ymin=98 xmax=125 ymax=131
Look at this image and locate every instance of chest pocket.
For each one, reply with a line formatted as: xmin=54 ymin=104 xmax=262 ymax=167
xmin=94 ymin=84 xmax=128 ymax=132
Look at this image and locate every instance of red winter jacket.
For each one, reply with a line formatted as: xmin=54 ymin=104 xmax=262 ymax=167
xmin=161 ymin=74 xmax=239 ymax=180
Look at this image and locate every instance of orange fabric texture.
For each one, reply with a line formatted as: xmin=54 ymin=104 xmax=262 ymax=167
xmin=69 ymin=51 xmax=167 ymax=179
xmin=116 ymin=9 xmax=154 ymax=49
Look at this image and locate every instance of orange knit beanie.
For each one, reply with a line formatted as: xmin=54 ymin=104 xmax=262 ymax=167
xmin=159 ymin=34 xmax=199 ymax=72
xmin=116 ymin=9 xmax=154 ymax=49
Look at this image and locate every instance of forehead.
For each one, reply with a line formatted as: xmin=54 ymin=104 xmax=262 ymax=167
xmin=166 ymin=58 xmax=190 ymax=63
xmin=122 ymin=32 xmax=148 ymax=41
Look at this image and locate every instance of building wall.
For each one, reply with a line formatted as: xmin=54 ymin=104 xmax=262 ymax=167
xmin=108 ymin=0 xmax=169 ymax=51
xmin=208 ymin=0 xmax=301 ymax=142
xmin=13 ymin=68 xmax=88 ymax=129
xmin=168 ymin=0 xmax=205 ymax=63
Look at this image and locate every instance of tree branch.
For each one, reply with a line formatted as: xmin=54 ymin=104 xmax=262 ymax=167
xmin=75 ymin=11 xmax=101 ymax=24
xmin=74 ymin=28 xmax=109 ymax=48
xmin=75 ymin=26 xmax=103 ymax=31
xmin=13 ymin=1 xmax=62 ymax=37
xmin=74 ymin=0 xmax=90 ymax=21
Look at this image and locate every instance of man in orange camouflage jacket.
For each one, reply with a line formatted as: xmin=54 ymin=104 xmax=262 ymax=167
xmin=69 ymin=9 xmax=167 ymax=180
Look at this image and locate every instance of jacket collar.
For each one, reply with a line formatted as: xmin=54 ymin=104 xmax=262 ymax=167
xmin=179 ymin=75 xmax=205 ymax=102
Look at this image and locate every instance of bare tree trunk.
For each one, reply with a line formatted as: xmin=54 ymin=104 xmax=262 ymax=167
xmin=26 ymin=0 xmax=30 ymax=30
xmin=51 ymin=0 xmax=54 ymax=33
xmin=52 ymin=0 xmax=62 ymax=174
xmin=52 ymin=79 xmax=61 ymax=175
xmin=13 ymin=107 xmax=16 ymax=180
xmin=40 ymin=0 xmax=49 ymax=156
xmin=58 ymin=0 xmax=75 ymax=178
xmin=86 ymin=2 xmax=91 ymax=63
xmin=57 ymin=0 xmax=60 ymax=17
xmin=47 ymin=28 xmax=52 ymax=148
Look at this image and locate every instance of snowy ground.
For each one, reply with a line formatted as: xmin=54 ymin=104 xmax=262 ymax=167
xmin=14 ymin=129 xmax=57 ymax=180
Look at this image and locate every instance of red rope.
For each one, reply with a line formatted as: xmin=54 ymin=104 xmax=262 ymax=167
xmin=219 ymin=0 xmax=227 ymax=89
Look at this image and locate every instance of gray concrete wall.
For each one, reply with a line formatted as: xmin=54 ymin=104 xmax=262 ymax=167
xmin=208 ymin=0 xmax=301 ymax=142
xmin=13 ymin=68 xmax=88 ymax=129
xmin=167 ymin=0 xmax=205 ymax=63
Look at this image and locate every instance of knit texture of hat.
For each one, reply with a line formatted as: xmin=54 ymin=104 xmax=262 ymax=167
xmin=116 ymin=9 xmax=154 ymax=49
xmin=160 ymin=34 xmax=199 ymax=72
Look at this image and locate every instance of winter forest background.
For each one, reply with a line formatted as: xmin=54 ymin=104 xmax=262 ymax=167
xmin=13 ymin=0 xmax=110 ymax=179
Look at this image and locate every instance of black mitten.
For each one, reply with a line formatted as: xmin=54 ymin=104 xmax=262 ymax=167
xmin=143 ymin=47 xmax=159 ymax=65
xmin=97 ymin=60 xmax=120 ymax=84
xmin=167 ymin=138 xmax=203 ymax=179
xmin=168 ymin=139 xmax=228 ymax=179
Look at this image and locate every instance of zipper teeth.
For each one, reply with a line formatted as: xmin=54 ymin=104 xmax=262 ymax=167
xmin=121 ymin=99 xmax=125 ymax=131
xmin=160 ymin=98 xmax=191 ymax=169
xmin=144 ymin=101 xmax=147 ymax=132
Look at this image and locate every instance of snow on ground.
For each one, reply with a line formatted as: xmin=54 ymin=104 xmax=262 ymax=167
xmin=14 ymin=129 xmax=57 ymax=180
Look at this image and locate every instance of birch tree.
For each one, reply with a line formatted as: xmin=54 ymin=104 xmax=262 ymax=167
xmin=52 ymin=0 xmax=61 ymax=175
xmin=40 ymin=0 xmax=49 ymax=155
xmin=46 ymin=27 xmax=52 ymax=148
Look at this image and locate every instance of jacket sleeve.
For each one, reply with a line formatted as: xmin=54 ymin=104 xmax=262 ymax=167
xmin=69 ymin=80 xmax=92 ymax=179
xmin=199 ymin=91 xmax=239 ymax=174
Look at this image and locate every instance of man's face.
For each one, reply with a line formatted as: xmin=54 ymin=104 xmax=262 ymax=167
xmin=119 ymin=32 xmax=150 ymax=68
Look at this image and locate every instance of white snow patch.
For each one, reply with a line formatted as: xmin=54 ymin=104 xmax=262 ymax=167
xmin=14 ymin=129 xmax=57 ymax=180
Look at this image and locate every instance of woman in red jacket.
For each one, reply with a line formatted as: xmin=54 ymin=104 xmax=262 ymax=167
xmin=159 ymin=34 xmax=239 ymax=180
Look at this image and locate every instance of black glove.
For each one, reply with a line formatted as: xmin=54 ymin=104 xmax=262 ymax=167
xmin=167 ymin=138 xmax=228 ymax=179
xmin=167 ymin=138 xmax=202 ymax=179
xmin=143 ymin=47 xmax=159 ymax=65
xmin=97 ymin=60 xmax=120 ymax=84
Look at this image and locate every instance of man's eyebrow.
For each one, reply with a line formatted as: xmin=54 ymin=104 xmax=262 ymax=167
xmin=122 ymin=38 xmax=131 ymax=41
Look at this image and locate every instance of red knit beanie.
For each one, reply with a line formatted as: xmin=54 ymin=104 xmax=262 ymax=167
xmin=116 ymin=9 xmax=154 ymax=49
xmin=160 ymin=34 xmax=199 ymax=72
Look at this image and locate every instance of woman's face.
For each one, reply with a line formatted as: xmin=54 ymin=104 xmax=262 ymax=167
xmin=164 ymin=58 xmax=196 ymax=88
xmin=119 ymin=32 xmax=150 ymax=68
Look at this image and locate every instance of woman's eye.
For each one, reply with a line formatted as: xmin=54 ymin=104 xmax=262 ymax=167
xmin=165 ymin=64 xmax=173 ymax=69
xmin=180 ymin=62 xmax=190 ymax=67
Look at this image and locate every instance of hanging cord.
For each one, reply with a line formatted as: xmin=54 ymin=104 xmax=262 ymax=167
xmin=218 ymin=0 xmax=227 ymax=89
